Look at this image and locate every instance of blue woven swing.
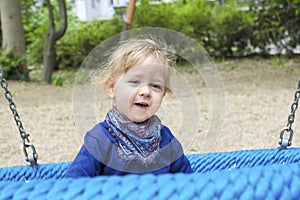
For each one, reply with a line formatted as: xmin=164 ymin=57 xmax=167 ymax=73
xmin=1 ymin=67 xmax=300 ymax=199
xmin=1 ymin=149 xmax=300 ymax=199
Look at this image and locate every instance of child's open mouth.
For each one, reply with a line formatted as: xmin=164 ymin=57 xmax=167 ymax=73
xmin=134 ymin=102 xmax=149 ymax=107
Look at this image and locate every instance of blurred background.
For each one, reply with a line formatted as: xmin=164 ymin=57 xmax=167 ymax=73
xmin=0 ymin=0 xmax=299 ymax=84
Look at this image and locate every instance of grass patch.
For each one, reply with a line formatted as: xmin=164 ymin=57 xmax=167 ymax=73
xmin=29 ymin=67 xmax=78 ymax=86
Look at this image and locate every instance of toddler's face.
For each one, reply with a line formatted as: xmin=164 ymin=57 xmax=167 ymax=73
xmin=107 ymin=56 xmax=168 ymax=122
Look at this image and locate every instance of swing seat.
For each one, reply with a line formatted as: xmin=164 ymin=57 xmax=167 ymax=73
xmin=1 ymin=148 xmax=300 ymax=199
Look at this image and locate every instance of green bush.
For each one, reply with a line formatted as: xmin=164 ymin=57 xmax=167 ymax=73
xmin=56 ymin=17 xmax=123 ymax=69
xmin=251 ymin=0 xmax=300 ymax=56
xmin=134 ymin=0 xmax=255 ymax=58
xmin=134 ymin=0 xmax=213 ymax=45
xmin=0 ymin=50 xmax=27 ymax=80
xmin=210 ymin=1 xmax=255 ymax=58
xmin=52 ymin=73 xmax=68 ymax=86
xmin=133 ymin=0 xmax=176 ymax=29
xmin=172 ymin=0 xmax=213 ymax=47
xmin=134 ymin=0 xmax=299 ymax=58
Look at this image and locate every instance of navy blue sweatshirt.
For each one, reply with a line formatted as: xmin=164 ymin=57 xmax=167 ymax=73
xmin=65 ymin=121 xmax=193 ymax=177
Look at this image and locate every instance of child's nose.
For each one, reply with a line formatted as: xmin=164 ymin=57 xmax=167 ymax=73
xmin=138 ymin=85 xmax=151 ymax=97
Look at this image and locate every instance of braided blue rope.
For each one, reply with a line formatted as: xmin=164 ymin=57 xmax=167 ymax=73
xmin=0 ymin=162 xmax=69 ymax=181
xmin=1 ymin=148 xmax=300 ymax=199
xmin=188 ymin=147 xmax=300 ymax=173
xmin=1 ymin=162 xmax=300 ymax=199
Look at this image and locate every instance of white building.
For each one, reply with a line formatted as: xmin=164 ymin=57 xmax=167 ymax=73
xmin=74 ymin=0 xmax=129 ymax=21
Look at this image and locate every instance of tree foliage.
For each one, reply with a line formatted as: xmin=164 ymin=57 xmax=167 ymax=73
xmin=251 ymin=0 xmax=300 ymax=55
xmin=23 ymin=1 xmax=123 ymax=71
xmin=134 ymin=0 xmax=255 ymax=58
xmin=2 ymin=0 xmax=299 ymax=81
xmin=133 ymin=0 xmax=299 ymax=58
xmin=56 ymin=17 xmax=123 ymax=69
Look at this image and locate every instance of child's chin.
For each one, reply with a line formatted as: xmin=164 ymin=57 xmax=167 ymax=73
xmin=131 ymin=116 xmax=150 ymax=123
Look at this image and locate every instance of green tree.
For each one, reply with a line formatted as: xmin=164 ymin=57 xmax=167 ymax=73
xmin=0 ymin=0 xmax=27 ymax=75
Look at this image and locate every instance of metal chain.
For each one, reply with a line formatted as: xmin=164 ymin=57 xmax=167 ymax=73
xmin=0 ymin=67 xmax=38 ymax=167
xmin=279 ymin=79 xmax=300 ymax=150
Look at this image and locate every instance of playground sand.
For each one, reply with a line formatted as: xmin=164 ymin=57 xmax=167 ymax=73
xmin=1 ymin=58 xmax=300 ymax=167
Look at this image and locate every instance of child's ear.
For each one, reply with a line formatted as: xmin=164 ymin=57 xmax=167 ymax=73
xmin=106 ymin=79 xmax=115 ymax=98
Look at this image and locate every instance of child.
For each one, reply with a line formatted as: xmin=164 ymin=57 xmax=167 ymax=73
xmin=65 ymin=38 xmax=193 ymax=177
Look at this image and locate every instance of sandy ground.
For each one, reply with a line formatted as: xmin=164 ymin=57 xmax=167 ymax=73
xmin=0 ymin=58 xmax=300 ymax=168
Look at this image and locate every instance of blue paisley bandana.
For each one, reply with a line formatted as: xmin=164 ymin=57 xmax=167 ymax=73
xmin=105 ymin=107 xmax=162 ymax=166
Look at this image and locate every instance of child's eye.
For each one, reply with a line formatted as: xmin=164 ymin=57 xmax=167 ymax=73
xmin=129 ymin=80 xmax=140 ymax=85
xmin=151 ymin=83 xmax=163 ymax=90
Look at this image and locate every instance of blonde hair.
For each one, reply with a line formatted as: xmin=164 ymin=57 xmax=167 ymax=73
xmin=100 ymin=38 xmax=176 ymax=94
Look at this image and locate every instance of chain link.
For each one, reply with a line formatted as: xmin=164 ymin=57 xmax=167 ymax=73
xmin=0 ymin=68 xmax=38 ymax=167
xmin=279 ymin=79 xmax=300 ymax=150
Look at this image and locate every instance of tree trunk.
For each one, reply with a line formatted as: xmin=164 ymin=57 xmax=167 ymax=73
xmin=0 ymin=0 xmax=26 ymax=73
xmin=41 ymin=0 xmax=67 ymax=83
xmin=120 ymin=0 xmax=136 ymax=41
xmin=42 ymin=28 xmax=56 ymax=83
xmin=124 ymin=0 xmax=136 ymax=31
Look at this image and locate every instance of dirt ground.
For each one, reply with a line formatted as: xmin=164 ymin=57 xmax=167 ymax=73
xmin=0 ymin=58 xmax=300 ymax=168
